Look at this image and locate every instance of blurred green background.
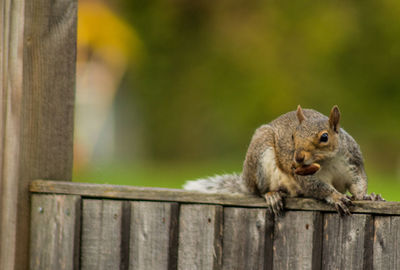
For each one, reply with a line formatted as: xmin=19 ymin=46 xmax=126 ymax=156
xmin=73 ymin=0 xmax=400 ymax=201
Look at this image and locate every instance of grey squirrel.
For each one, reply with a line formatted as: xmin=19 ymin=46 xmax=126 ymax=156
xmin=183 ymin=105 xmax=384 ymax=215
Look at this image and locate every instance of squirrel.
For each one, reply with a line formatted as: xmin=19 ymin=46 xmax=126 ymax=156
xmin=183 ymin=105 xmax=384 ymax=216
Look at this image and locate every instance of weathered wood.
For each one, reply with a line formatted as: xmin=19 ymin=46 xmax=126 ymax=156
xmin=273 ymin=211 xmax=323 ymax=269
xmin=178 ymin=204 xmax=223 ymax=270
xmin=129 ymin=201 xmax=179 ymax=270
xmin=322 ymin=213 xmax=374 ymax=270
xmin=0 ymin=0 xmax=77 ymax=268
xmin=222 ymin=207 xmax=267 ymax=270
xmin=30 ymin=180 xmax=400 ymax=215
xmin=81 ymin=199 xmax=128 ymax=270
xmin=373 ymin=216 xmax=400 ymax=269
xmin=27 ymin=190 xmax=400 ymax=269
xmin=29 ymin=194 xmax=80 ymax=270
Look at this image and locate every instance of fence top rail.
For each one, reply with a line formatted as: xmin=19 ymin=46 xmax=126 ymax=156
xmin=30 ymin=180 xmax=400 ymax=215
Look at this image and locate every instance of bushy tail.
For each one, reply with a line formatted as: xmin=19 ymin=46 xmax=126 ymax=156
xmin=183 ymin=173 xmax=249 ymax=195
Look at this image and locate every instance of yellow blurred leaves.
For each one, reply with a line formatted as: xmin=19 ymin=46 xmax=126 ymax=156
xmin=77 ymin=1 xmax=141 ymax=67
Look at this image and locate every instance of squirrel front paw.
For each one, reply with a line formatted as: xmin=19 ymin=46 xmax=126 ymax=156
xmin=362 ymin=192 xmax=385 ymax=201
xmin=263 ymin=191 xmax=284 ymax=216
xmin=326 ymin=193 xmax=354 ymax=216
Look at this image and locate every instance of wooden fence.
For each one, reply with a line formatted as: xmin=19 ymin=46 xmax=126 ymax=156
xmin=30 ymin=180 xmax=400 ymax=270
xmin=2 ymin=0 xmax=400 ymax=269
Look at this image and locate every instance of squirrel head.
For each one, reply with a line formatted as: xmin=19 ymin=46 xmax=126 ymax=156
xmin=292 ymin=105 xmax=341 ymax=168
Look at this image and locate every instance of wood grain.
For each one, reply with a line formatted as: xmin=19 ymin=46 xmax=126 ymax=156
xmin=222 ymin=207 xmax=267 ymax=270
xmin=178 ymin=204 xmax=223 ymax=270
xmin=273 ymin=211 xmax=323 ymax=270
xmin=0 ymin=0 xmax=77 ymax=269
xmin=322 ymin=213 xmax=374 ymax=270
xmin=30 ymin=180 xmax=400 ymax=215
xmin=81 ymin=199 xmax=127 ymax=270
xmin=29 ymin=194 xmax=80 ymax=270
xmin=129 ymin=201 xmax=179 ymax=270
xmin=373 ymin=216 xmax=400 ymax=269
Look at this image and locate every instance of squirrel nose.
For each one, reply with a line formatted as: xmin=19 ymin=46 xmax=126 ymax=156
xmin=295 ymin=152 xmax=305 ymax=164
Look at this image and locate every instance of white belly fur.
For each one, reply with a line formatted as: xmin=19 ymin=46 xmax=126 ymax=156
xmin=261 ymin=147 xmax=300 ymax=196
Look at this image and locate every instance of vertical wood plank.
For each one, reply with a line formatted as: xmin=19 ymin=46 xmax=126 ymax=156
xmin=129 ymin=201 xmax=179 ymax=270
xmin=273 ymin=211 xmax=323 ymax=270
xmin=222 ymin=207 xmax=267 ymax=270
xmin=322 ymin=213 xmax=373 ymax=270
xmin=178 ymin=204 xmax=223 ymax=270
xmin=81 ymin=199 xmax=128 ymax=270
xmin=0 ymin=0 xmax=77 ymax=269
xmin=373 ymin=216 xmax=400 ymax=270
xmin=29 ymin=194 xmax=81 ymax=270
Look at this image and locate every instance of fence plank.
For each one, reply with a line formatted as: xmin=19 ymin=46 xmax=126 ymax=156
xmin=129 ymin=201 xmax=179 ymax=270
xmin=81 ymin=199 xmax=128 ymax=270
xmin=373 ymin=216 xmax=400 ymax=269
xmin=273 ymin=211 xmax=322 ymax=270
xmin=29 ymin=194 xmax=80 ymax=270
xmin=30 ymin=180 xmax=400 ymax=215
xmin=222 ymin=207 xmax=268 ymax=270
xmin=322 ymin=214 xmax=373 ymax=270
xmin=0 ymin=0 xmax=77 ymax=267
xmin=178 ymin=204 xmax=223 ymax=270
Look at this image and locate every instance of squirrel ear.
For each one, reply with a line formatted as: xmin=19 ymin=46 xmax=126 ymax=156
xmin=329 ymin=105 xmax=340 ymax=132
xmin=296 ymin=105 xmax=306 ymax=124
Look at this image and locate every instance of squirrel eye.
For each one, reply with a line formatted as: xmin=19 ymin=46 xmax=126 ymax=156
xmin=320 ymin=132 xmax=329 ymax=143
xmin=291 ymin=134 xmax=294 ymax=140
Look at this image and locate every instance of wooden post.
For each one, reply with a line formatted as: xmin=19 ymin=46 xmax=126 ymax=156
xmin=0 ymin=0 xmax=77 ymax=269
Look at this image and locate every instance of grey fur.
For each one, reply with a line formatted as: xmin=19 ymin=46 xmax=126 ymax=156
xmin=183 ymin=173 xmax=250 ymax=195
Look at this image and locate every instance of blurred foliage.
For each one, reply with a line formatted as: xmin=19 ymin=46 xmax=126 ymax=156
xmin=74 ymin=0 xmax=400 ymax=200
xmin=78 ymin=1 xmax=141 ymax=63
xmin=115 ymin=0 xmax=400 ymax=169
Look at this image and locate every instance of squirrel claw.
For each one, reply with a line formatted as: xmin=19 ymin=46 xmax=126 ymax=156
xmin=335 ymin=201 xmax=352 ymax=216
xmin=343 ymin=195 xmax=355 ymax=207
xmin=335 ymin=196 xmax=353 ymax=216
xmin=363 ymin=192 xmax=386 ymax=201
xmin=264 ymin=191 xmax=284 ymax=216
xmin=328 ymin=193 xmax=353 ymax=216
